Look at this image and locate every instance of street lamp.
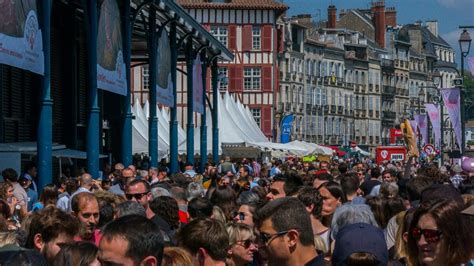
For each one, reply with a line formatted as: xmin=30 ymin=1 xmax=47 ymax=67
xmin=459 ymin=29 xmax=471 ymax=154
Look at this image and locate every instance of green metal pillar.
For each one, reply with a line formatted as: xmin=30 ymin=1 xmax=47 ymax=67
xmin=200 ymin=52 xmax=208 ymax=173
xmin=148 ymin=5 xmax=158 ymax=168
xmin=170 ymin=21 xmax=179 ymax=173
xmin=211 ymin=59 xmax=219 ymax=164
xmin=186 ymin=40 xmax=195 ymax=165
xmin=38 ymin=0 xmax=52 ymax=189
xmin=121 ymin=0 xmax=132 ymax=166
xmin=86 ymin=0 xmax=100 ymax=178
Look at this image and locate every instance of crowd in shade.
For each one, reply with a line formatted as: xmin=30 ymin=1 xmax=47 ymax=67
xmin=0 ymin=155 xmax=473 ymax=266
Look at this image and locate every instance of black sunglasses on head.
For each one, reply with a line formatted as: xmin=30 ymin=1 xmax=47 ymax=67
xmin=125 ymin=191 xmax=149 ymax=200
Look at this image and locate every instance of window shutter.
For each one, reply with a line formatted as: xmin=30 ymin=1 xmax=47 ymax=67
xmin=242 ymin=25 xmax=252 ymax=51
xmin=262 ymin=25 xmax=272 ymax=52
xmin=234 ymin=65 xmax=243 ymax=92
xmin=262 ymin=107 xmax=272 ymax=137
xmin=262 ymin=66 xmax=272 ymax=92
xmin=228 ymin=25 xmax=237 ymax=50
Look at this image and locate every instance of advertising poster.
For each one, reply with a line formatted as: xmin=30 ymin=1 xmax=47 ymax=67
xmin=97 ymin=0 xmax=127 ymax=95
xmin=192 ymin=56 xmax=204 ymax=113
xmin=280 ymin=114 xmax=294 ymax=143
xmin=156 ymin=29 xmax=174 ymax=107
xmin=441 ymin=88 xmax=462 ymax=149
xmin=0 ymin=0 xmax=44 ymax=75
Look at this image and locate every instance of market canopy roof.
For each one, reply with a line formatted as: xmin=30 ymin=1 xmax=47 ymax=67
xmin=131 ymin=0 xmax=234 ymax=62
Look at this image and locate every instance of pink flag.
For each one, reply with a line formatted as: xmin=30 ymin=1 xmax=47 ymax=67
xmin=425 ymin=104 xmax=441 ymax=148
xmin=441 ymin=88 xmax=462 ymax=150
xmin=468 ymin=57 xmax=474 ymax=76
xmin=415 ymin=114 xmax=428 ymax=145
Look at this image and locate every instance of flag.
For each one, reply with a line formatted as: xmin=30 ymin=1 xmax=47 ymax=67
xmin=425 ymin=104 xmax=441 ymax=148
xmin=415 ymin=115 xmax=428 ymax=145
xmin=441 ymin=88 xmax=462 ymax=150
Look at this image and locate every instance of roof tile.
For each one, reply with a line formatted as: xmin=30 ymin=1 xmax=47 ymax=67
xmin=176 ymin=0 xmax=288 ymax=10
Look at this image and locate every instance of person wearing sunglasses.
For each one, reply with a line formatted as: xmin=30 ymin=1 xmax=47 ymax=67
xmin=256 ymin=197 xmax=324 ymax=266
xmin=124 ymin=179 xmax=153 ymax=219
xmin=406 ymin=199 xmax=474 ymax=266
xmin=226 ymin=223 xmax=258 ymax=266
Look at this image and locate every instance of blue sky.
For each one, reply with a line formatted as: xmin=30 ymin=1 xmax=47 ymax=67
xmin=283 ymin=0 xmax=474 ymax=60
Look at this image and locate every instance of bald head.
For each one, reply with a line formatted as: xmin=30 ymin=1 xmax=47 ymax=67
xmin=79 ymin=173 xmax=93 ymax=189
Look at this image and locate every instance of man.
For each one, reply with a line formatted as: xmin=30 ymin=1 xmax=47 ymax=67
xmin=218 ymin=156 xmax=236 ymax=175
xmin=170 ymin=186 xmax=189 ymax=224
xmin=56 ymin=178 xmax=78 ymax=212
xmin=71 ymin=192 xmax=101 ymax=246
xmin=26 ymin=206 xmax=79 ymax=263
xmin=157 ymin=167 xmax=170 ymax=183
xmin=2 ymin=168 xmax=27 ymax=217
xmin=68 ymin=173 xmax=94 ymax=212
xmin=188 ymin=197 xmax=213 ymax=220
xmin=297 ymin=187 xmax=330 ymax=252
xmin=177 ymin=218 xmax=229 ymax=266
xmin=126 ymin=179 xmax=172 ymax=234
xmin=99 ymin=215 xmax=164 ymax=266
xmin=359 ymin=166 xmax=381 ymax=196
xmin=183 ymin=163 xmax=196 ymax=178
xmin=340 ymin=174 xmax=365 ymax=204
xmin=266 ymin=173 xmax=303 ymax=201
xmin=255 ymin=197 xmax=324 ymax=265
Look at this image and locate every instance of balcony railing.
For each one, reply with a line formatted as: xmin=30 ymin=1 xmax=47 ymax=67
xmin=382 ymin=86 xmax=396 ymax=95
xmin=382 ymin=111 xmax=396 ymax=119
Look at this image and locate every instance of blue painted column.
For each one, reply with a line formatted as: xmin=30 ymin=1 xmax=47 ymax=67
xmin=121 ymin=0 xmax=132 ymax=166
xmin=148 ymin=6 xmax=158 ymax=168
xmin=186 ymin=41 xmax=195 ymax=165
xmin=86 ymin=0 xmax=100 ymax=178
xmin=211 ymin=59 xmax=219 ymax=164
xmin=37 ymin=0 xmax=52 ymax=189
xmin=170 ymin=21 xmax=179 ymax=173
xmin=199 ymin=53 xmax=208 ymax=173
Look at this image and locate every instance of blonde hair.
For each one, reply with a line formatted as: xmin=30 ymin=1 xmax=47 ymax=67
xmin=0 ymin=232 xmax=18 ymax=247
xmin=314 ymin=235 xmax=328 ymax=254
xmin=226 ymin=223 xmax=255 ymax=246
xmin=162 ymin=247 xmax=194 ymax=266
xmin=211 ymin=206 xmax=227 ymax=224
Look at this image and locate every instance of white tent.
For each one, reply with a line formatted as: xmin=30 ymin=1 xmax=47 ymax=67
xmin=288 ymin=140 xmax=334 ymax=156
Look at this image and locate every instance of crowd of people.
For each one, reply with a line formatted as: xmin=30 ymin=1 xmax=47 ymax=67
xmin=0 ymin=156 xmax=473 ymax=266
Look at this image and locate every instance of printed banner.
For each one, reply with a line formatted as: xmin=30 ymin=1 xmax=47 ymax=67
xmin=441 ymin=88 xmax=462 ymax=150
xmin=0 ymin=1 xmax=44 ymax=75
xmin=425 ymin=103 xmax=441 ymax=148
xmin=468 ymin=57 xmax=474 ymax=76
xmin=409 ymin=120 xmax=418 ymax=136
xmin=192 ymin=56 xmax=204 ymax=113
xmin=280 ymin=114 xmax=294 ymax=144
xmin=415 ymin=114 xmax=428 ymax=145
xmin=156 ymin=29 xmax=174 ymax=107
xmin=97 ymin=0 xmax=126 ymax=95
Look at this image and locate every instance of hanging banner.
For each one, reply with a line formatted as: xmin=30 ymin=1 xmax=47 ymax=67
xmin=280 ymin=114 xmax=294 ymax=144
xmin=415 ymin=114 xmax=428 ymax=145
xmin=467 ymin=57 xmax=474 ymax=76
xmin=97 ymin=0 xmax=127 ymax=95
xmin=0 ymin=1 xmax=44 ymax=75
xmin=192 ymin=56 xmax=204 ymax=113
xmin=409 ymin=120 xmax=418 ymax=136
xmin=425 ymin=103 xmax=441 ymax=148
xmin=156 ymin=29 xmax=174 ymax=107
xmin=441 ymin=88 xmax=462 ymax=149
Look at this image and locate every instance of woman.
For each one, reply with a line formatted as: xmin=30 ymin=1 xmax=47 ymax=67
xmin=407 ymin=200 xmax=473 ymax=266
xmin=31 ymin=184 xmax=58 ymax=212
xmin=317 ymin=181 xmax=347 ymax=227
xmin=162 ymin=247 xmax=194 ymax=266
xmin=226 ymin=223 xmax=258 ymax=266
xmin=52 ymin=241 xmax=100 ymax=266
xmin=0 ymin=182 xmax=16 ymax=216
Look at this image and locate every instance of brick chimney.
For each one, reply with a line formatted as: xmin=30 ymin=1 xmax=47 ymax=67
xmin=371 ymin=1 xmax=386 ymax=48
xmin=385 ymin=7 xmax=396 ymax=27
xmin=327 ymin=5 xmax=337 ymax=28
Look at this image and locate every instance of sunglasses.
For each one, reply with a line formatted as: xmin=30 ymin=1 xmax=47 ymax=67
xmin=125 ymin=191 xmax=149 ymax=200
xmin=235 ymin=239 xmax=255 ymax=249
xmin=260 ymin=230 xmax=289 ymax=244
xmin=411 ymin=228 xmax=443 ymax=243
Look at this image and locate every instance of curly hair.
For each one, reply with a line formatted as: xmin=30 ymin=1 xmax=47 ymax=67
xmin=149 ymin=196 xmax=180 ymax=230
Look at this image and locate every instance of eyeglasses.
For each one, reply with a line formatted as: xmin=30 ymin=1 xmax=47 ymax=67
xmin=235 ymin=239 xmax=255 ymax=249
xmin=260 ymin=230 xmax=289 ymax=244
xmin=125 ymin=191 xmax=149 ymax=200
xmin=411 ymin=228 xmax=443 ymax=243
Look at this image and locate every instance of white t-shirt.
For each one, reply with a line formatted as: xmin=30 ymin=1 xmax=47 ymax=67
xmin=12 ymin=183 xmax=28 ymax=207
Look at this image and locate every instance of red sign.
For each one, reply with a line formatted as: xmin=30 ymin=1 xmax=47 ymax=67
xmin=423 ymin=144 xmax=435 ymax=155
xmin=389 ymin=128 xmax=403 ymax=144
xmin=376 ymin=146 xmax=407 ymax=164
xmin=350 ymin=141 xmax=357 ymax=148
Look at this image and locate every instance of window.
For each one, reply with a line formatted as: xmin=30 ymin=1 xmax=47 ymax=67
xmin=218 ymin=67 xmax=228 ymax=90
xmin=368 ymin=96 xmax=373 ymax=110
xmin=321 ymin=89 xmax=327 ymax=106
xmin=142 ymin=66 xmax=149 ymax=91
xmin=244 ymin=68 xmax=261 ymax=91
xmin=252 ymin=26 xmax=261 ymax=50
xmin=316 ymin=87 xmax=322 ymax=105
xmin=251 ymin=108 xmax=261 ymax=127
xmin=210 ymin=26 xmax=228 ymax=47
